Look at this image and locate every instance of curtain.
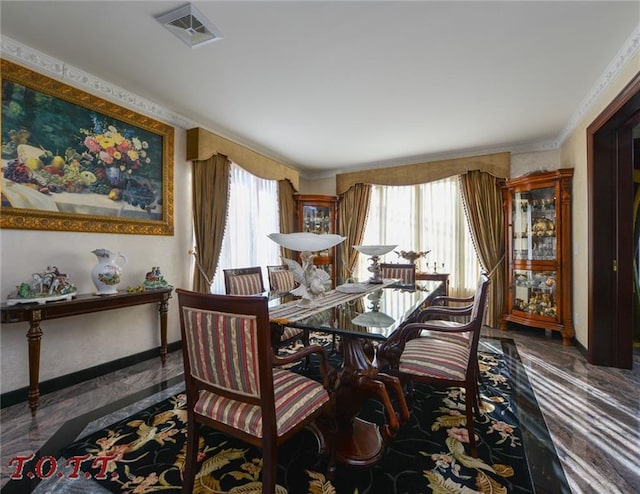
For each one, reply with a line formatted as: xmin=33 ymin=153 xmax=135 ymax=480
xmin=459 ymin=170 xmax=505 ymax=328
xmin=337 ymin=183 xmax=372 ymax=281
xmin=210 ymin=163 xmax=281 ymax=294
xmin=358 ymin=177 xmax=480 ymax=297
xmin=277 ymin=179 xmax=297 ymax=261
xmin=191 ymin=154 xmax=231 ymax=292
xmin=336 ymin=152 xmax=510 ymax=194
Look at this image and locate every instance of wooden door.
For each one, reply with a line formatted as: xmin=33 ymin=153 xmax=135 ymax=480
xmin=587 ymin=72 xmax=640 ymax=368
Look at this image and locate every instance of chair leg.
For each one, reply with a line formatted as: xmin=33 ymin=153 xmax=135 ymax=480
xmin=262 ymin=442 xmax=278 ymax=494
xmin=474 ymin=365 xmax=482 ymax=418
xmin=465 ymin=386 xmax=478 ymax=457
xmin=303 ymin=330 xmax=311 ymax=369
xmin=330 ymin=334 xmax=341 ymax=354
xmin=181 ymin=415 xmax=199 ymax=493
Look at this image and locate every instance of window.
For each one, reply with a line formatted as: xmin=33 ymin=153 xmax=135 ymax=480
xmin=210 ymin=163 xmax=281 ymax=294
xmin=356 ymin=176 xmax=481 ymax=296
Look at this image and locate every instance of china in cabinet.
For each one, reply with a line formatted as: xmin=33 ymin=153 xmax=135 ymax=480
xmin=501 ymin=169 xmax=574 ymax=345
xmin=294 ymin=194 xmax=339 ymax=287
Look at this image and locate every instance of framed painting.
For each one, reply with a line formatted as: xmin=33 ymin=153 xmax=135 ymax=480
xmin=1 ymin=59 xmax=174 ymax=235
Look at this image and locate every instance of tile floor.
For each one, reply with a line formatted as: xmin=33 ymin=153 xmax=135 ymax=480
xmin=483 ymin=327 xmax=640 ymax=494
xmin=1 ymin=326 xmax=638 ymax=493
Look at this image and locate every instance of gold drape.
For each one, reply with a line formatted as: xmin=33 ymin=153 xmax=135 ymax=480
xmin=337 ymin=183 xmax=372 ymax=280
xmin=191 ymin=154 xmax=231 ymax=292
xmin=277 ymin=179 xmax=297 ymax=261
xmin=186 ymin=127 xmax=299 ymax=189
xmin=336 ymin=152 xmax=510 ymax=194
xmin=459 ymin=171 xmax=505 ymax=327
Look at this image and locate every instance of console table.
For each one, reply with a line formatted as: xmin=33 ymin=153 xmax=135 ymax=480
xmin=1 ymin=288 xmax=172 ymax=416
xmin=416 ymin=272 xmax=449 ymax=295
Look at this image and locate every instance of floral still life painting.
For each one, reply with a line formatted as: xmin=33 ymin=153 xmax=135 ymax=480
xmin=0 ymin=59 xmax=174 ymax=235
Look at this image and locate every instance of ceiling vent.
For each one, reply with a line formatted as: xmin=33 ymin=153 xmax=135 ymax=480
xmin=156 ymin=3 xmax=223 ymax=48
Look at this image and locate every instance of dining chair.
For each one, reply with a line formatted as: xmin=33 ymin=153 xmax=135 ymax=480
xmin=406 ymin=278 xmax=487 ymax=406
xmin=412 ymin=291 xmax=478 ymax=338
xmin=224 ymin=266 xmax=309 ymax=355
xmin=378 ymin=273 xmax=490 ymax=457
xmin=176 ymin=289 xmax=335 ymax=494
xmin=223 ymin=266 xmax=265 ymax=295
xmin=267 ymin=264 xmax=297 ymax=292
xmin=380 ymin=262 xmax=416 ymax=284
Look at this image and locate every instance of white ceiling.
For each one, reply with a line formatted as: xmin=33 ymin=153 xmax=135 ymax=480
xmin=1 ymin=1 xmax=639 ymax=177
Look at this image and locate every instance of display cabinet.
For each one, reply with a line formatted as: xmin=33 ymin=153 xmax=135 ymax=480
xmin=501 ymin=169 xmax=574 ymax=345
xmin=294 ymin=194 xmax=339 ymax=287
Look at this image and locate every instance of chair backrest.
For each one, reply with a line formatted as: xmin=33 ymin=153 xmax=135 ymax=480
xmin=380 ymin=263 xmax=416 ymax=284
xmin=466 ymin=272 xmax=491 ymax=353
xmin=267 ymin=264 xmax=296 ymax=292
xmin=223 ymin=266 xmax=265 ymax=295
xmin=177 ymin=289 xmax=274 ymax=408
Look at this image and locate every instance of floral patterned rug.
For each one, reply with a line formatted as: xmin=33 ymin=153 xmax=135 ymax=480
xmin=58 ymin=345 xmax=533 ymax=493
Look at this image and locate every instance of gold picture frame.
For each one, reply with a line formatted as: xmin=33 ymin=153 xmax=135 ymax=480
xmin=1 ymin=59 xmax=174 ymax=235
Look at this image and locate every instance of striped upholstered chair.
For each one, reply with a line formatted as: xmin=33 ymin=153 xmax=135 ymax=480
xmin=223 ymin=266 xmax=266 ymax=295
xmin=380 ymin=262 xmax=416 ymax=285
xmin=267 ymin=264 xmax=297 ymax=293
xmin=177 ymin=289 xmax=335 ymax=494
xmin=378 ymin=273 xmax=490 ymax=457
xmin=224 ymin=266 xmax=307 ymax=351
xmin=266 ymin=265 xmax=311 ymax=353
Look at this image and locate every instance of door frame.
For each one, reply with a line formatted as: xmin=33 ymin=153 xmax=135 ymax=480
xmin=587 ymin=71 xmax=640 ymax=368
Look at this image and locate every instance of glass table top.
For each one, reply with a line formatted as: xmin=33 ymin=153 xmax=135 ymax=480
xmin=268 ymin=280 xmax=441 ymax=340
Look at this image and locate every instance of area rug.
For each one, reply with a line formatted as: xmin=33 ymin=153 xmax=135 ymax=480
xmin=50 ymin=346 xmax=534 ymax=494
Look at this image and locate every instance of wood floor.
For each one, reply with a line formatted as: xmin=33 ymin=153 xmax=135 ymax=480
xmin=1 ymin=326 xmax=638 ymax=493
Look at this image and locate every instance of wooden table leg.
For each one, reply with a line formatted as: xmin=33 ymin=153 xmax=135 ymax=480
xmin=26 ymin=315 xmax=43 ymax=416
xmin=159 ymin=296 xmax=169 ymax=366
xmin=329 ymin=336 xmax=409 ymax=466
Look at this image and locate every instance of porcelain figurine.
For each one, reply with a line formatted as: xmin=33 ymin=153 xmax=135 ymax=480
xmin=6 ymin=266 xmax=76 ymax=305
xmin=143 ymin=266 xmax=172 ymax=290
xmin=282 ymin=251 xmax=331 ymax=305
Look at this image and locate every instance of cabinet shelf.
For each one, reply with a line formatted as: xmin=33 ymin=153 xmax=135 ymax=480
xmin=501 ymin=169 xmax=574 ymax=345
xmin=294 ymin=194 xmax=338 ymax=287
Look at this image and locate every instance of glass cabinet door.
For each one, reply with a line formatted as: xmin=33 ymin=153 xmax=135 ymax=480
xmin=302 ymin=205 xmax=333 ymax=234
xmin=512 ymin=186 xmax=556 ymax=261
xmin=512 ymin=268 xmax=558 ymax=319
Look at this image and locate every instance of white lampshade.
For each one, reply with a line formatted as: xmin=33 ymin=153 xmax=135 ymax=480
xmin=353 ymin=245 xmax=397 ymax=256
xmin=268 ymin=232 xmax=346 ymax=252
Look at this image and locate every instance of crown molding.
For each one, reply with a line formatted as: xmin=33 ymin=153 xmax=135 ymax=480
xmin=557 ymin=23 xmax=640 ymax=146
xmin=0 ymin=35 xmax=196 ymax=130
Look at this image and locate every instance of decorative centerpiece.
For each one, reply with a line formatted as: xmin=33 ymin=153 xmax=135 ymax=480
xmin=268 ymin=232 xmax=346 ymax=306
xmin=143 ymin=266 xmax=172 ymax=290
xmin=6 ymin=266 xmax=76 ymax=305
xmin=354 ymin=245 xmax=397 ymax=284
xmin=394 ymin=249 xmax=431 ymax=264
xmin=91 ymin=249 xmax=126 ymax=295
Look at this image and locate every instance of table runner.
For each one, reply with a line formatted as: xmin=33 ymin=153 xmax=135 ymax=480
xmin=269 ymin=279 xmax=397 ymax=325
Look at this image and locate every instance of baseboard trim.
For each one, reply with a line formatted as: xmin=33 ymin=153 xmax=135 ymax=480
xmin=574 ymin=337 xmax=588 ymax=358
xmin=0 ymin=341 xmax=182 ymax=409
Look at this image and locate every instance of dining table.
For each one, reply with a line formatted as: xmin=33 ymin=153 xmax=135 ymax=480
xmin=268 ymin=278 xmax=444 ymax=466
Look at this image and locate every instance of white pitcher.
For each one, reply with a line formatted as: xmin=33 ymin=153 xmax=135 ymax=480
xmin=91 ymin=249 xmax=127 ymax=295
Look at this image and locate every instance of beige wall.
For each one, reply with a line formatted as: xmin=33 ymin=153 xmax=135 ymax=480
xmin=511 ymin=149 xmax=561 ymax=178
xmin=299 ymin=176 xmax=337 ymax=195
xmin=561 ymin=51 xmax=640 ymax=347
